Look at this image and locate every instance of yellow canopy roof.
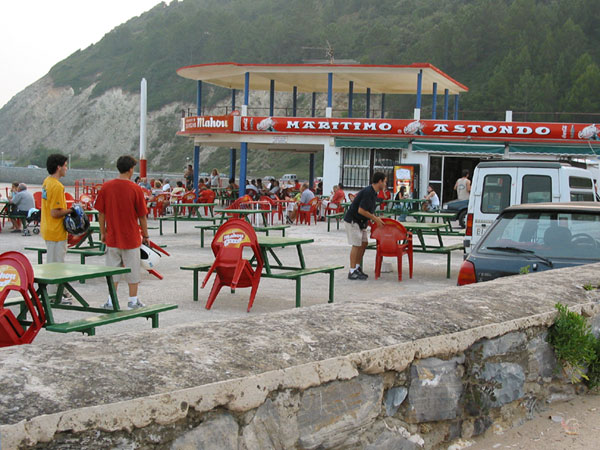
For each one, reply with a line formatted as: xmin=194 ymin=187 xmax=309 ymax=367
xmin=176 ymin=62 xmax=468 ymax=95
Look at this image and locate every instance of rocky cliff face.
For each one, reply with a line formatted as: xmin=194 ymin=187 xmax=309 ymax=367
xmin=0 ymin=75 xmax=190 ymax=164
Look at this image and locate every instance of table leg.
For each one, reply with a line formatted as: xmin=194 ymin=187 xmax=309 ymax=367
xmin=36 ymin=283 xmax=55 ymax=326
xmin=261 ymin=248 xmax=272 ymax=275
xmin=295 ymin=277 xmax=301 ymax=308
xmin=64 ymin=282 xmax=90 ymax=307
xmin=159 ymin=220 xmax=164 ymax=236
xmin=415 ymin=231 xmax=427 ymax=251
xmin=296 ymin=245 xmax=306 ymax=269
xmin=106 ymin=275 xmax=120 ymax=310
xmin=435 ymin=230 xmax=444 ymax=247
xmin=328 ymin=271 xmax=335 ymax=304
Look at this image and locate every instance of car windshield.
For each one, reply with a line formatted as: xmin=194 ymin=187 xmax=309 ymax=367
xmin=478 ymin=210 xmax=600 ymax=260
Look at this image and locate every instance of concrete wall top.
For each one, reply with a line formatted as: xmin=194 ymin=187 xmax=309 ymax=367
xmin=1 ymin=264 xmax=599 ymax=426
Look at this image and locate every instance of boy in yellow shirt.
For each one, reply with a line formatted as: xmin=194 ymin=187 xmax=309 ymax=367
xmin=41 ymin=154 xmax=74 ymax=303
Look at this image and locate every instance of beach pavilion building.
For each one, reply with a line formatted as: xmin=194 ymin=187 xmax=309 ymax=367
xmin=176 ymin=62 xmax=600 ymax=202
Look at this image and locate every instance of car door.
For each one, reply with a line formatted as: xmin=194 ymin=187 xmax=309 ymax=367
xmin=516 ymin=168 xmax=558 ymax=205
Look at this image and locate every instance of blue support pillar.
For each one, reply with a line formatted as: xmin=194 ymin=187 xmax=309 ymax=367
xmin=431 ymin=83 xmax=437 ymax=119
xmin=244 ymin=72 xmax=250 ymax=106
xmin=311 ymin=92 xmax=316 ymax=117
xmin=229 ymin=149 xmax=236 ymax=181
xmin=230 ymin=88 xmax=236 ymax=180
xmin=443 ymin=89 xmax=449 ymax=120
xmin=454 ymin=94 xmax=459 ymax=120
xmin=269 ymin=79 xmax=275 ymax=116
xmin=381 ymin=94 xmax=385 ymax=118
xmin=293 ymin=86 xmax=297 ymax=117
xmin=366 ymin=88 xmax=371 ymax=118
xmin=239 ymin=143 xmax=247 ymax=197
xmin=348 ymin=81 xmax=353 ymax=118
xmin=197 ymin=81 xmax=202 ymax=116
xmin=416 ymin=70 xmax=423 ymax=110
xmin=309 ymin=153 xmax=315 ymax=193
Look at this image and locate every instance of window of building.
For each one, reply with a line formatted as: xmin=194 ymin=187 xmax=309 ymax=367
xmin=341 ymin=148 xmax=400 ymax=189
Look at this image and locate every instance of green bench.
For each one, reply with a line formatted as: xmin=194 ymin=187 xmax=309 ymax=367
xmin=180 ymin=263 xmax=213 ymax=301
xmin=326 ymin=213 xmax=344 ymax=232
xmin=159 ymin=216 xmax=216 ymax=235
xmin=180 ymin=263 xmax=344 ymax=307
xmin=25 ymin=246 xmax=105 ymax=265
xmin=253 ymin=225 xmax=290 ymax=236
xmin=44 ymin=303 xmax=178 ymax=336
xmin=194 ymin=224 xmax=220 ymax=247
xmin=262 ymin=265 xmax=344 ymax=307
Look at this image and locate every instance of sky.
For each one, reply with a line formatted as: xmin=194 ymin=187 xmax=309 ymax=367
xmin=0 ymin=0 xmax=163 ymax=108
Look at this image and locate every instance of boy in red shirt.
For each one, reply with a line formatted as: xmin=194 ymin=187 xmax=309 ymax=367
xmin=95 ymin=156 xmax=150 ymax=309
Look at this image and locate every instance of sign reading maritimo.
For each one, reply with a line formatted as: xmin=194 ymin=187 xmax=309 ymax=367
xmin=180 ymin=114 xmax=600 ymax=143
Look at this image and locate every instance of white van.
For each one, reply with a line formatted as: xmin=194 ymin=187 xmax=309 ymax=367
xmin=464 ymin=161 xmax=597 ymax=252
xmin=281 ymin=174 xmax=297 ymax=183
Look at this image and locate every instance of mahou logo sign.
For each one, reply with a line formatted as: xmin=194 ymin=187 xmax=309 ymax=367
xmin=0 ymin=265 xmax=20 ymax=291
xmin=219 ymin=229 xmax=251 ymax=247
xmin=239 ymin=116 xmax=600 ymax=142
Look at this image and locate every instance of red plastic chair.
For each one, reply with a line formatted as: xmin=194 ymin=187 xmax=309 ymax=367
xmin=378 ymin=189 xmax=392 ymax=210
xmin=0 ymin=251 xmax=45 ymax=347
xmin=201 ymin=219 xmax=264 ymax=312
xmin=79 ymin=194 xmax=94 ymax=210
xmin=198 ymin=189 xmax=216 ymax=215
xmin=33 ymin=191 xmax=42 ymax=209
xmin=297 ymin=197 xmax=320 ymax=225
xmin=371 ymin=218 xmax=413 ymax=281
xmin=150 ymin=193 xmax=170 ymax=219
xmin=259 ymin=196 xmax=282 ymax=223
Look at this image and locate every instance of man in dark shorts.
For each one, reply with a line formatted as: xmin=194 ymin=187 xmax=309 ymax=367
xmin=343 ymin=172 xmax=386 ymax=280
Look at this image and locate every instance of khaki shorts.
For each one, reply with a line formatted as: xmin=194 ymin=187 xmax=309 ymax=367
xmin=105 ymin=247 xmax=141 ymax=284
xmin=345 ymin=221 xmax=368 ymax=247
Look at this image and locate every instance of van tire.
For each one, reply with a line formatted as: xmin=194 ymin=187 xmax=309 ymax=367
xmin=458 ymin=210 xmax=467 ymax=229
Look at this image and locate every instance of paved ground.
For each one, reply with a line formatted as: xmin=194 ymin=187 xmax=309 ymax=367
xmin=1 ymin=207 xmax=465 ymax=345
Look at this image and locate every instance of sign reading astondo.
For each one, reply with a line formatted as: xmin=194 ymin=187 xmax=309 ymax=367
xmin=238 ymin=116 xmax=600 ymax=142
xmin=183 ymin=116 xmax=232 ymax=133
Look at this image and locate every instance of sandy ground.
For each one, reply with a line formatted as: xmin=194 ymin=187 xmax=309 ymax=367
xmin=2 ymin=181 xmax=599 ymax=448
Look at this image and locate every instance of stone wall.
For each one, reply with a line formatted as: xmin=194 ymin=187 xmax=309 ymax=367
xmin=1 ymin=264 xmax=600 ymax=449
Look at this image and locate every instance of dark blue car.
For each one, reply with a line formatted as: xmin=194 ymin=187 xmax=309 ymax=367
xmin=458 ymin=202 xmax=600 ymax=285
xmin=442 ymin=199 xmax=468 ymax=228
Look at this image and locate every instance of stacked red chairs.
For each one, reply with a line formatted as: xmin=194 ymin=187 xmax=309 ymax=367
xmin=259 ymin=196 xmax=282 ymax=223
xmin=224 ymin=195 xmax=253 ymax=220
xmin=201 ymin=219 xmax=264 ymax=312
xmin=297 ymin=197 xmax=320 ymax=225
xmin=370 ymin=218 xmax=413 ymax=281
xmin=198 ymin=189 xmax=216 ymax=215
xmin=0 ymin=251 xmax=46 ymax=347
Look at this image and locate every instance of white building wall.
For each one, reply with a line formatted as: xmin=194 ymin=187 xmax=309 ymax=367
xmin=322 ymin=138 xmax=341 ymax=195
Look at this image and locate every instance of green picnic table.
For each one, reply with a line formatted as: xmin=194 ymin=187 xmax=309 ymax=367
xmin=214 ymin=208 xmax=271 ymax=227
xmin=24 ymin=263 xmax=177 ymax=335
xmin=159 ymin=202 xmax=216 ymax=235
xmin=408 ymin=211 xmax=460 ymax=233
xmin=181 ymin=235 xmax=343 ymax=307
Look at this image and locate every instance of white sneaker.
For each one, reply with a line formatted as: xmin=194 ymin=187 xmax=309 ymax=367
xmin=57 ymin=296 xmax=72 ymax=305
xmin=102 ymin=301 xmax=113 ymax=310
xmin=127 ymin=300 xmax=146 ymax=310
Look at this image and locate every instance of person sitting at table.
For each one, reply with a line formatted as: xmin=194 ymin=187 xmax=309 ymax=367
xmin=8 ymin=183 xmax=35 ymax=232
xmin=171 ymin=181 xmax=185 ymax=195
xmin=95 ymin=155 xmax=150 ymax=310
xmin=377 ymin=183 xmax=392 ymax=210
xmin=423 ymin=184 xmax=440 ymax=211
xmin=395 ymin=185 xmax=409 ymax=201
xmin=288 ymin=182 xmax=314 ymax=224
xmin=152 ymin=180 xmax=163 ymax=197
xmin=319 ymin=183 xmax=346 ymax=220
xmin=245 ymin=180 xmax=259 ymax=200
xmin=162 ymin=179 xmax=172 ymax=192
xmin=268 ymin=180 xmax=281 ymax=199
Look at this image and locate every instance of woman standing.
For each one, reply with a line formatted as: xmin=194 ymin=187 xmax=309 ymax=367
xmin=210 ymin=169 xmax=221 ymax=189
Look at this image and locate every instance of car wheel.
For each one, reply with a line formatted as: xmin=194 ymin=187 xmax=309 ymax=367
xmin=458 ymin=210 xmax=467 ymax=229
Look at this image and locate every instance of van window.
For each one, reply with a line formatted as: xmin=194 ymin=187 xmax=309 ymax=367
xmin=481 ymin=174 xmax=511 ymax=213
xmin=569 ymin=177 xmax=593 ymax=189
xmin=570 ymin=192 xmax=595 ymax=201
xmin=521 ymin=175 xmax=552 ymax=203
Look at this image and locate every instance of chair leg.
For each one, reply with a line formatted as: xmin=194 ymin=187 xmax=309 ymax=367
xmin=397 ymin=252 xmax=403 ymax=281
xmin=408 ymin=251 xmax=413 ymax=279
xmin=375 ymin=253 xmax=382 ymax=279
xmin=205 ymin=275 xmax=224 ymax=310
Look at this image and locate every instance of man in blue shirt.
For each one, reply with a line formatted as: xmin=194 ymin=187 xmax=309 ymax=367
xmin=344 ymin=172 xmax=386 ymax=280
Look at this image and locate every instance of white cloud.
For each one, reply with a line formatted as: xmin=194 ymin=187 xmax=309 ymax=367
xmin=0 ymin=0 xmax=163 ymax=108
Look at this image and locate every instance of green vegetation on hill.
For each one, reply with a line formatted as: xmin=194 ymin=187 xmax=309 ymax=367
xmin=46 ymin=0 xmax=600 ymax=172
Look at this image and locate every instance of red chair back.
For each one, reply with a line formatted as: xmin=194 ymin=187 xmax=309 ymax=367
xmin=0 ymin=251 xmax=45 ymax=346
xmin=199 ymin=189 xmax=216 ymax=203
xmin=33 ymin=191 xmax=42 ymax=210
xmin=370 ymin=218 xmax=413 ymax=281
xmin=182 ymin=191 xmax=197 ymax=203
xmin=202 ymin=219 xmax=264 ymax=311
